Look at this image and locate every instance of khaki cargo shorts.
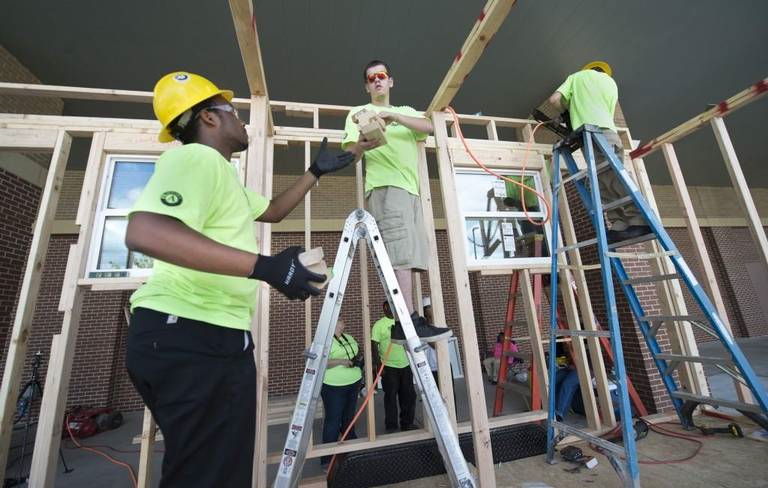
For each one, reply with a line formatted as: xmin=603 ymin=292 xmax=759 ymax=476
xmin=366 ymin=186 xmax=430 ymax=271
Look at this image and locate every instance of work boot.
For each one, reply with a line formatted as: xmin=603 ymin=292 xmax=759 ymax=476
xmin=391 ymin=312 xmax=452 ymax=344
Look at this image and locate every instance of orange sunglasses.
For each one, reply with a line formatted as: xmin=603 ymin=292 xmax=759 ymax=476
xmin=366 ymin=71 xmax=389 ymax=83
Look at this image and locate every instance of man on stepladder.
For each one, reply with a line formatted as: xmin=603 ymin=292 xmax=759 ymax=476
xmin=124 ymin=72 xmax=354 ymax=488
xmin=548 ymin=61 xmax=650 ymax=242
xmin=342 ymin=59 xmax=451 ymax=342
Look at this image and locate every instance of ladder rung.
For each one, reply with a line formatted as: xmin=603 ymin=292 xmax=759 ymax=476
xmin=505 ymin=321 xmax=527 ymax=328
xmin=552 ymin=421 xmax=627 ymax=456
xmin=556 ymin=238 xmax=596 ymax=255
xmin=670 ymin=391 xmax=765 ymax=414
xmin=607 ymin=250 xmax=677 ymax=260
xmin=558 ymin=263 xmax=602 ymax=271
xmin=556 ymin=162 xmax=611 ymax=191
xmin=657 ymin=354 xmax=731 ymax=365
xmin=622 ymin=273 xmax=679 ymax=285
xmin=555 ymin=330 xmax=611 ymax=338
xmin=503 ymin=351 xmax=531 ymax=360
xmin=606 ymin=232 xmax=657 ymax=250
xmin=638 ymin=315 xmax=702 ymax=323
xmin=602 ymin=196 xmax=634 ymax=212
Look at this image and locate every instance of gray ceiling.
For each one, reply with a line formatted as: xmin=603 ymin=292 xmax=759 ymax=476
xmin=1 ymin=0 xmax=766 ymax=186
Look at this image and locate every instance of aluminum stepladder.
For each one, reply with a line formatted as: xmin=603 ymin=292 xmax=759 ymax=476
xmin=546 ymin=124 xmax=768 ymax=488
xmin=274 ymin=209 xmax=475 ymax=488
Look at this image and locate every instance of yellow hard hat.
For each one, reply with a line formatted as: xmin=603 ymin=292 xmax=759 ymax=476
xmin=153 ymin=72 xmax=234 ymax=143
xmin=581 ymin=61 xmax=613 ymax=77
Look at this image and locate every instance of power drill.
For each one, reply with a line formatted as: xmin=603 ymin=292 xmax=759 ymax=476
xmin=699 ymin=422 xmax=744 ymax=438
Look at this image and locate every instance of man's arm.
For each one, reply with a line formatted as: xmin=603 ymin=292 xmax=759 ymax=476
xmin=126 ymin=211 xmax=257 ymax=276
xmin=258 ymin=137 xmax=354 ymax=222
xmin=257 ymin=171 xmax=317 ymax=223
xmin=548 ymin=91 xmax=568 ymax=112
xmin=378 ymin=112 xmax=433 ymax=134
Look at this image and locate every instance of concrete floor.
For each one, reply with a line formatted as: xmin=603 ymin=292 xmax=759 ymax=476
xmin=6 ymin=336 xmax=767 ymax=487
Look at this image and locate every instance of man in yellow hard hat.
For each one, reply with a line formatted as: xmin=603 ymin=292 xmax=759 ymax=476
xmin=548 ymin=62 xmax=649 ymax=242
xmin=124 ymin=72 xmax=354 ymax=487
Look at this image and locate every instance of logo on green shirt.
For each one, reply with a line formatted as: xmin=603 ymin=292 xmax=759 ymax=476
xmin=160 ymin=191 xmax=183 ymax=206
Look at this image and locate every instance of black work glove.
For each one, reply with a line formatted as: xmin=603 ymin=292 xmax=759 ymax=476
xmin=308 ymin=137 xmax=355 ymax=178
xmin=249 ymin=246 xmax=325 ymax=300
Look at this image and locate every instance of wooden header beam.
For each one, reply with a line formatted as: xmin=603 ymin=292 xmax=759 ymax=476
xmin=427 ymin=0 xmax=517 ymax=113
xmin=229 ymin=0 xmax=272 ymax=130
xmin=630 ymin=77 xmax=767 ymax=159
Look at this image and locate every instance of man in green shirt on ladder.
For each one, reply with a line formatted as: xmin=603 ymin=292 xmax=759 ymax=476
xmin=548 ymin=61 xmax=649 ymax=243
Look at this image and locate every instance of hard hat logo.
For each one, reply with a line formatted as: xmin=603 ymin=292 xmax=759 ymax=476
xmin=173 ymin=73 xmax=190 ymax=82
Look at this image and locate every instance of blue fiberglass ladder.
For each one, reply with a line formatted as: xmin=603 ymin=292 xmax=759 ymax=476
xmin=546 ymin=124 xmax=768 ymax=488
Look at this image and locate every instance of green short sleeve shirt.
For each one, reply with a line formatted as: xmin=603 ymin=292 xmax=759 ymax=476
xmin=324 ymin=333 xmax=363 ymax=386
xmin=556 ymin=70 xmax=618 ymax=131
xmin=371 ymin=316 xmax=409 ymax=368
xmin=128 ymin=143 xmax=270 ymax=331
xmin=342 ymin=104 xmax=428 ymax=196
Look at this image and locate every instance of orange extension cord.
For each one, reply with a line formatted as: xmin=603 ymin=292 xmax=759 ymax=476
xmin=65 ymin=414 xmax=138 ymax=488
xmin=445 ymin=106 xmax=551 ymax=226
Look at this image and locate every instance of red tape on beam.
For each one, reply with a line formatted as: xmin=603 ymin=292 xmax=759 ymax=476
xmin=455 ymin=51 xmax=463 ymax=63
xmin=717 ymin=101 xmax=730 ymax=115
xmin=478 ymin=9 xmax=486 ymax=22
xmin=755 ymin=79 xmax=768 ymax=95
xmin=630 ymin=145 xmax=652 ymax=159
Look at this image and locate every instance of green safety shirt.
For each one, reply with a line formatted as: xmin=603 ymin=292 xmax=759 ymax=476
xmin=324 ymin=333 xmax=363 ymax=386
xmin=342 ymin=104 xmax=428 ymax=196
xmin=371 ymin=316 xmax=409 ymax=368
xmin=556 ymin=70 xmax=618 ymax=131
xmin=129 ymin=143 xmax=270 ymax=331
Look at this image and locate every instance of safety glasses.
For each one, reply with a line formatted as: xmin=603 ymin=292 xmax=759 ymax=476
xmin=366 ymin=71 xmax=389 ymax=83
xmin=203 ymin=104 xmax=240 ymax=120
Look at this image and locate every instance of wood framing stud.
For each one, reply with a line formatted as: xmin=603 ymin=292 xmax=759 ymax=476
xmin=427 ymin=0 xmax=517 ymax=113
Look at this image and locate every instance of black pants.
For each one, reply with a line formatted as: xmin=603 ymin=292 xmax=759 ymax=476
xmin=320 ymin=381 xmax=360 ymax=466
xmin=126 ymin=308 xmax=256 ymax=488
xmin=381 ymin=366 xmax=416 ymax=430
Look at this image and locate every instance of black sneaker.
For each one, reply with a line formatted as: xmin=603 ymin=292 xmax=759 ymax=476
xmin=391 ymin=313 xmax=452 ymax=344
xmin=606 ymin=225 xmax=651 ymax=245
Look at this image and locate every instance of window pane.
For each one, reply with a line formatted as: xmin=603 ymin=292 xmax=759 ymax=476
xmin=464 ymin=217 xmax=550 ymax=262
xmin=455 ymin=172 xmax=541 ymax=213
xmin=107 ymin=161 xmax=155 ymax=209
xmin=96 ymin=217 xmax=153 ymax=270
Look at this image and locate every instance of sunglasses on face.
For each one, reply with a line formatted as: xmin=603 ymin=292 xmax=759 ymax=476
xmin=201 ymin=104 xmax=240 ymax=120
xmin=367 ymin=71 xmax=389 ymax=83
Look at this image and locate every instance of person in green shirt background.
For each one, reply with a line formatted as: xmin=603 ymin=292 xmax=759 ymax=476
xmin=342 ymin=59 xmax=451 ymax=344
xmin=124 ymin=71 xmax=354 ymax=488
xmin=371 ymin=300 xmax=416 ymax=433
xmin=320 ymin=319 xmax=362 ymax=469
xmin=548 ymin=61 xmax=649 ymax=243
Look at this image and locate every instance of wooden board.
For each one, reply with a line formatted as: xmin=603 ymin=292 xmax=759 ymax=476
xmin=0 ymin=131 xmax=72 ymax=482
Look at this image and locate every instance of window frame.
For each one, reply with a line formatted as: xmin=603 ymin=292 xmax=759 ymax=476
xmin=454 ymin=167 xmax=553 ymax=269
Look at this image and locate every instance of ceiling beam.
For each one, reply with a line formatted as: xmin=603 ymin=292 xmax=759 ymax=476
xmin=427 ymin=0 xmax=517 ymax=113
xmin=229 ymin=0 xmax=269 ymax=98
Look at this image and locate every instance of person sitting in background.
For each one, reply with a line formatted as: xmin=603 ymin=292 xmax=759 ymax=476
xmin=483 ymin=332 xmax=518 ymax=385
xmin=320 ymin=319 xmax=362 ymax=469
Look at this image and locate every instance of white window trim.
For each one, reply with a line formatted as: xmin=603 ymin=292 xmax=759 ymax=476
xmin=455 ymin=167 xmax=553 ymax=268
xmin=87 ymin=154 xmax=158 ymax=278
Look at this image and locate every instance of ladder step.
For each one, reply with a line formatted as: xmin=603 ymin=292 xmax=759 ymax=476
xmin=558 ymin=263 xmax=602 ymax=271
xmin=656 ymin=354 xmax=731 ymax=365
xmin=556 ymin=238 xmax=596 ymax=255
xmin=503 ymin=351 xmax=531 ymax=360
xmin=622 ymin=273 xmax=679 ymax=285
xmin=602 ymin=196 xmax=634 ymax=212
xmin=556 ymin=161 xmax=611 ymax=191
xmin=606 ymin=232 xmax=657 ymax=250
xmin=670 ymin=391 xmax=765 ymax=414
xmin=551 ymin=421 xmax=626 ymax=457
xmin=555 ymin=330 xmax=611 ymax=338
xmin=638 ymin=315 xmax=702 ymax=323
xmin=607 ymin=250 xmax=677 ymax=260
